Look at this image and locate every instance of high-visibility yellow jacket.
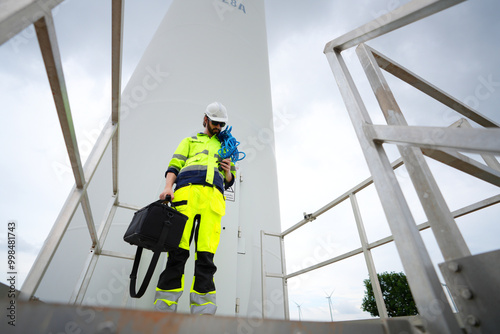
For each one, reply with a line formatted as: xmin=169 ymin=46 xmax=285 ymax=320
xmin=166 ymin=133 xmax=236 ymax=194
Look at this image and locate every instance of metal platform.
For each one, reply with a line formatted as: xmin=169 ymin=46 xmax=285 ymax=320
xmin=0 ymin=298 xmax=418 ymax=334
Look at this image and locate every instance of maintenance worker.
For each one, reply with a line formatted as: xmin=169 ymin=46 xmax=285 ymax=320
xmin=154 ymin=102 xmax=236 ymax=315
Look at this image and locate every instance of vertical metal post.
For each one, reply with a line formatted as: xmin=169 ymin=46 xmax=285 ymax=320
xmin=260 ymin=230 xmax=267 ymax=318
xmin=325 ymin=49 xmax=461 ymax=333
xmin=350 ymin=193 xmax=388 ymax=318
xmin=279 ymin=235 xmax=290 ymax=320
xmin=68 ymin=0 xmax=125 ymax=302
xmin=111 ymin=0 xmax=123 ymax=196
xmin=81 ymin=193 xmax=98 ymax=247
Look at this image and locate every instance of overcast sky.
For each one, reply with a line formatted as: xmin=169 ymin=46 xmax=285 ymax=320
xmin=1 ymin=0 xmax=500 ymax=323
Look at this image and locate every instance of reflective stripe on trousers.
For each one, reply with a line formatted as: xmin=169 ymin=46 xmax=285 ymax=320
xmin=190 ymin=286 xmax=217 ymax=315
xmin=154 ymin=290 xmax=183 ymax=312
xmin=154 ymin=274 xmax=184 ymax=312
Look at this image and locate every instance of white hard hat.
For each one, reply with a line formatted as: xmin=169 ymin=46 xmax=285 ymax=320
xmin=205 ymin=101 xmax=228 ymax=122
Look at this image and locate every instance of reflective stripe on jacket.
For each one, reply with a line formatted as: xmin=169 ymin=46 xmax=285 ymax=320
xmin=166 ymin=133 xmax=236 ymax=194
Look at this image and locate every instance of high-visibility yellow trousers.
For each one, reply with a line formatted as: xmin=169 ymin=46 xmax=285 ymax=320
xmin=154 ymin=185 xmax=225 ymax=315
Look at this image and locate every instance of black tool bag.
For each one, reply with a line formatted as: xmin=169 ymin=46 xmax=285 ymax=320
xmin=123 ymin=199 xmax=188 ymax=298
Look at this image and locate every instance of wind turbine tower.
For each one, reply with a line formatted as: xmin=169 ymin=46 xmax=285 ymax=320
xmin=20 ymin=0 xmax=284 ymax=320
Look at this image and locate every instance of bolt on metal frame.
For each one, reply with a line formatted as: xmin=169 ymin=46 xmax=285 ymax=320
xmin=262 ymin=0 xmax=500 ymax=332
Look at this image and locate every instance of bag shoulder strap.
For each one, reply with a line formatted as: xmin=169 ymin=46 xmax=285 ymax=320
xmin=129 ymin=219 xmax=171 ymax=298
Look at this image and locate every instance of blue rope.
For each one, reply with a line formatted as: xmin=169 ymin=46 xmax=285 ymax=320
xmin=218 ymin=126 xmax=246 ymax=162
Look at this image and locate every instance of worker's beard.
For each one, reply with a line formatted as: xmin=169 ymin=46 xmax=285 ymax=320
xmin=207 ymin=123 xmax=220 ymax=137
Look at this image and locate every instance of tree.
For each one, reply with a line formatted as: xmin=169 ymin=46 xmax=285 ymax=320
xmin=361 ymin=271 xmax=418 ymax=317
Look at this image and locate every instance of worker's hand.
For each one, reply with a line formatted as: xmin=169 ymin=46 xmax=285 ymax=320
xmin=159 ymin=188 xmax=174 ymax=201
xmin=220 ymin=158 xmax=233 ymax=181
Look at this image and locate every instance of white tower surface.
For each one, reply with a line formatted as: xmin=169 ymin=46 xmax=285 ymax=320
xmin=28 ymin=0 xmax=284 ymax=318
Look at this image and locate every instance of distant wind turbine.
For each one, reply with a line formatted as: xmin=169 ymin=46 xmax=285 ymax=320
xmin=294 ymin=301 xmax=303 ymax=321
xmin=325 ymin=289 xmax=335 ymax=321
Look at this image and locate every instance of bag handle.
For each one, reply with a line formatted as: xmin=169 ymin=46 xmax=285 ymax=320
xmin=156 ymin=195 xmax=186 ymax=210
xmin=129 ymin=217 xmax=171 ymax=298
xmin=162 ymin=194 xmax=172 ymax=202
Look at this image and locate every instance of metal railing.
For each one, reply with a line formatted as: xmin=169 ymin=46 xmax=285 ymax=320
xmin=262 ymin=0 xmax=500 ymax=332
xmin=0 ymin=0 xmax=134 ymax=304
xmin=261 ymin=160 xmax=500 ymax=319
